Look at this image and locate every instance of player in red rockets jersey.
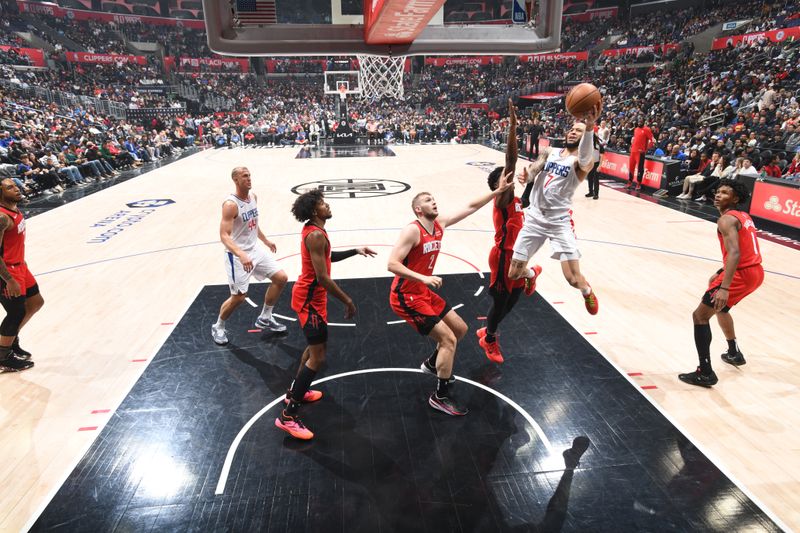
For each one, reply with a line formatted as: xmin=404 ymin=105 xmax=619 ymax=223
xmin=478 ymin=100 xmax=542 ymax=364
xmin=0 ymin=178 xmax=44 ymax=373
xmin=388 ymin=174 xmax=512 ymax=417
xmin=679 ymin=178 xmax=764 ymax=388
xmin=276 ymin=190 xmax=376 ymax=440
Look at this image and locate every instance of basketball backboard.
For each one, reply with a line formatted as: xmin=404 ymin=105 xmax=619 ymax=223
xmin=202 ymin=0 xmax=563 ymax=57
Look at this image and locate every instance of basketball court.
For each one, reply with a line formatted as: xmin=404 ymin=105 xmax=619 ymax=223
xmin=0 ymin=142 xmax=797 ymax=531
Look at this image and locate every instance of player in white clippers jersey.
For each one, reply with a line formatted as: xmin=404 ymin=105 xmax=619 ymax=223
xmin=211 ymin=167 xmax=288 ymax=345
xmin=508 ymin=102 xmax=601 ymax=315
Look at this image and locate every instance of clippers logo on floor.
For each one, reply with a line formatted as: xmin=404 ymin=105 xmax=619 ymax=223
xmin=88 ymin=199 xmax=175 ymax=244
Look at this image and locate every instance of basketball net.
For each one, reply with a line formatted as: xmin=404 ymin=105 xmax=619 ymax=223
xmin=356 ymin=54 xmax=405 ymax=100
xmin=338 ymin=85 xmax=348 ymax=102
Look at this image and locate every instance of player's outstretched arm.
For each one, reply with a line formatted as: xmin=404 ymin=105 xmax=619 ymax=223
xmin=387 ymin=224 xmax=442 ymax=289
xmin=497 ymin=100 xmax=519 ymax=210
xmin=439 ymin=172 xmax=512 ymax=228
xmin=330 ymin=247 xmax=377 ymax=262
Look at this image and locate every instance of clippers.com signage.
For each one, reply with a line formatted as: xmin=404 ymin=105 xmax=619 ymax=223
xmin=519 ymin=51 xmax=589 ymax=62
xmin=712 ymin=26 xmax=800 ymax=50
xmin=598 ymin=151 xmax=664 ymax=189
xmin=65 ymin=52 xmax=146 ymax=65
xmin=750 ymin=181 xmax=800 ymax=229
xmin=424 ymin=56 xmax=503 ymax=66
xmin=601 ymin=43 xmax=680 ymax=57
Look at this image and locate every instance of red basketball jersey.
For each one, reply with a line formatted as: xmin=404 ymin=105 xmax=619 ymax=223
xmin=718 ymin=210 xmax=761 ymax=269
xmin=492 ymin=197 xmax=523 ymax=251
xmin=390 ymin=220 xmax=442 ymax=297
xmin=292 ymin=223 xmax=330 ymax=305
xmin=0 ymin=205 xmax=26 ymax=265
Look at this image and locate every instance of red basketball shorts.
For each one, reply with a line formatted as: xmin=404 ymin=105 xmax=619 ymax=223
xmin=703 ymin=264 xmax=764 ymax=311
xmin=489 ymin=246 xmax=525 ymax=293
xmin=390 ymin=288 xmax=451 ymax=336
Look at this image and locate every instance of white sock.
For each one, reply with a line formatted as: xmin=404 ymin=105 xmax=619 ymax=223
xmin=526 ymin=268 xmax=537 ymax=279
xmin=260 ymin=304 xmax=274 ymax=319
xmin=581 ymin=286 xmax=592 ymax=296
xmin=215 ymin=317 xmax=225 ymax=328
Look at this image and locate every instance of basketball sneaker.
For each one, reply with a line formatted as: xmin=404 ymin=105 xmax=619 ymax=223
xmin=524 ymin=265 xmax=543 ymax=296
xmin=476 ymin=327 xmax=487 ymax=339
xmin=0 ymin=355 xmax=33 ymax=372
xmin=12 ymin=338 xmax=32 ymax=361
xmin=255 ymin=315 xmax=287 ymax=332
xmin=211 ymin=324 xmax=228 ymax=346
xmin=721 ymin=350 xmax=746 ymax=366
xmin=634 ymin=183 xmax=642 ymax=191
xmin=275 ymin=411 xmax=314 ymax=440
xmin=583 ymin=290 xmax=599 ymax=315
xmin=678 ymin=367 xmax=718 ymax=388
xmin=420 ymin=358 xmax=437 ymax=376
xmin=428 ymin=393 xmax=468 ymax=416
xmin=284 ymin=390 xmax=323 ymax=404
xmin=479 ymin=336 xmax=504 ymax=364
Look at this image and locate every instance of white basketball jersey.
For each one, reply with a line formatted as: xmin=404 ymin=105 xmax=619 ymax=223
xmin=528 ymin=150 xmax=580 ymax=212
xmin=226 ymin=194 xmax=259 ymax=251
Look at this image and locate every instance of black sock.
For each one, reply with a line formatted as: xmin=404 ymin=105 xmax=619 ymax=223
xmin=436 ymin=377 xmax=451 ymax=397
xmin=0 ymin=346 xmax=10 ymax=359
xmin=287 ymin=364 xmax=317 ymax=413
xmin=694 ymin=324 xmax=712 ymax=374
xmin=485 ymin=332 xmax=496 ymax=344
xmin=427 ymin=348 xmax=438 ymax=368
xmin=727 ymin=338 xmax=738 ymax=354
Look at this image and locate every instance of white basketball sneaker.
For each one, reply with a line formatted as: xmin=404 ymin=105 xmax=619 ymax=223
xmin=211 ymin=324 xmax=229 ymax=345
xmin=255 ymin=315 xmax=287 ymax=332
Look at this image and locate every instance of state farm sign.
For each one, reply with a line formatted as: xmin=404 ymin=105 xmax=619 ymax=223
xmin=598 ymin=151 xmax=664 ymax=189
xmin=750 ymin=181 xmax=800 ymax=229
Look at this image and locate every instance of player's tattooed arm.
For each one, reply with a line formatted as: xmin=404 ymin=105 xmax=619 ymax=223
xmin=0 ymin=215 xmax=13 ymax=282
xmin=519 ymin=147 xmax=550 ymax=184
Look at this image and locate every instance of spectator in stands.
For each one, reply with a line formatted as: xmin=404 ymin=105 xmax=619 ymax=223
xmin=738 ymin=157 xmax=761 ymax=178
xmin=761 ymin=153 xmax=783 ymax=178
xmin=784 ymin=153 xmax=800 ymax=180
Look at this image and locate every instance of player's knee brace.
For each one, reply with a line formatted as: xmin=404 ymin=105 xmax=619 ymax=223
xmin=0 ymin=297 xmax=26 ymax=337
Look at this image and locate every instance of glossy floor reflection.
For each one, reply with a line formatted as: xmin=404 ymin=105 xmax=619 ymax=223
xmin=32 ymin=275 xmax=779 ymax=532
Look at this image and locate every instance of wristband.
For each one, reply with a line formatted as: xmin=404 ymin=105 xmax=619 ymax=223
xmin=719 ymin=287 xmax=729 ymax=291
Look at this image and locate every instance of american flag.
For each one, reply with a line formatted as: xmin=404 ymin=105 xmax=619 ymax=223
xmin=235 ymin=0 xmax=277 ymax=25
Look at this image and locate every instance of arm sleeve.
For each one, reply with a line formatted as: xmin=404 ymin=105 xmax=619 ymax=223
xmin=331 ymin=249 xmax=358 ymax=262
xmin=578 ymin=130 xmax=595 ymax=169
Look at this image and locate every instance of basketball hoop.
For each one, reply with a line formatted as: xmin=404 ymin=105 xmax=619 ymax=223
xmin=338 ymin=85 xmax=348 ymax=101
xmin=356 ymin=54 xmax=405 ymax=100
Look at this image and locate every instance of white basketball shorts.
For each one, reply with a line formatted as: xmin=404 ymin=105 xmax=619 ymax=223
xmin=224 ymin=244 xmax=282 ymax=294
xmin=511 ymin=207 xmax=581 ymax=262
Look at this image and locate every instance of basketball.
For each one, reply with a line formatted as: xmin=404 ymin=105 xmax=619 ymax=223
xmin=565 ymin=83 xmax=602 ymax=118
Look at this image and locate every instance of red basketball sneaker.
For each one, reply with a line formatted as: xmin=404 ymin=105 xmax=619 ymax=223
xmin=275 ymin=411 xmax=314 ymax=440
xmin=284 ymin=390 xmax=323 ymax=404
xmin=479 ymin=336 xmax=504 ymax=364
xmin=583 ymin=289 xmax=599 ymax=315
xmin=524 ymin=265 xmax=543 ymax=296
